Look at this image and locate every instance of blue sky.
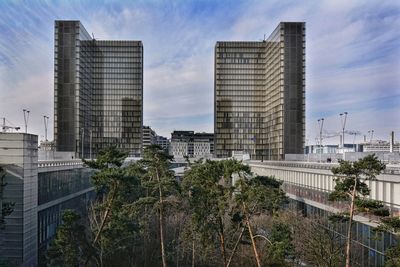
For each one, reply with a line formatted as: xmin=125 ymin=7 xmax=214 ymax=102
xmin=0 ymin=0 xmax=399 ymax=145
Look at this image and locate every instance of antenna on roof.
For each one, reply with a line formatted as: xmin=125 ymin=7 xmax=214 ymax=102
xmin=92 ymin=32 xmax=95 ymax=40
xmin=263 ymin=34 xmax=267 ymax=41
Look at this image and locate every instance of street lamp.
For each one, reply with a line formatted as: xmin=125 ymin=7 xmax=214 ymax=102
xmin=318 ymin=118 xmax=324 ymax=162
xmin=43 ymin=116 xmax=49 ymax=141
xmin=368 ymin=130 xmax=374 ymax=143
xmin=81 ymin=127 xmax=84 ymax=159
xmin=23 ymin=109 xmax=30 ymax=133
xmin=339 ymin=112 xmax=348 ymax=152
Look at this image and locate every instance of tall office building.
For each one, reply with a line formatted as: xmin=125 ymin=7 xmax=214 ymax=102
xmin=54 ymin=21 xmax=143 ymax=158
xmin=215 ymin=22 xmax=305 ymax=160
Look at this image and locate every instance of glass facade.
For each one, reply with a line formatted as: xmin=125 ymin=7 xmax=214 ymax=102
xmin=37 ymin=167 xmax=95 ymax=264
xmin=215 ymin=22 xmax=305 ymax=160
xmin=38 ymin=168 xmax=93 ymax=205
xmin=38 ymin=192 xmax=94 ymax=264
xmin=289 ymin=199 xmax=398 ymax=267
xmin=54 ymin=21 xmax=143 ymax=158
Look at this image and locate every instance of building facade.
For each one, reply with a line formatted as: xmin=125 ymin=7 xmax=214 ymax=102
xmin=248 ymin=160 xmax=400 ymax=266
xmin=0 ymin=133 xmax=94 ymax=266
xmin=54 ymin=20 xmax=143 ymax=158
xmin=170 ymin=131 xmax=214 ymax=159
xmin=155 ymin=135 xmax=170 ymax=152
xmin=215 ymin=22 xmax=305 ymax=160
xmin=142 ymin=126 xmax=156 ymax=151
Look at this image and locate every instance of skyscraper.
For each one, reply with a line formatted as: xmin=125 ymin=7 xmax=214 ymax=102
xmin=54 ymin=21 xmax=143 ymax=158
xmin=214 ymin=22 xmax=305 ymax=160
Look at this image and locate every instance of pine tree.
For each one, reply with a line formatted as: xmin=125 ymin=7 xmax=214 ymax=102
xmin=328 ymin=154 xmax=385 ymax=267
xmin=136 ymin=145 xmax=180 ymax=267
xmin=46 ymin=210 xmax=89 ymax=266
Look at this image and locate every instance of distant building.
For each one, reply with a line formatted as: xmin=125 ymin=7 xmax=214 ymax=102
xmin=214 ymin=22 xmax=305 ymax=160
xmin=362 ymin=141 xmax=400 ymax=153
xmin=155 ymin=135 xmax=170 ymax=152
xmin=142 ymin=126 xmax=156 ymax=151
xmin=170 ymin=131 xmax=214 ymax=159
xmin=39 ymin=140 xmax=55 ymax=151
xmin=54 ymin=20 xmax=143 ymax=158
xmin=305 ymin=144 xmax=362 ymax=154
xmin=193 ymin=132 xmax=214 ymax=157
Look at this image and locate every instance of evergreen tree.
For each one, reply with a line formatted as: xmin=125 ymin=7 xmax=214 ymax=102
xmin=328 ymin=154 xmax=385 ymax=267
xmin=46 ymin=210 xmax=89 ymax=266
xmin=376 ymin=216 xmax=400 ymax=267
xmin=85 ymin=147 xmax=143 ymax=266
xmin=136 ymin=145 xmax=180 ymax=267
xmin=182 ymin=159 xmax=251 ymax=267
xmin=233 ymin=176 xmax=287 ymax=267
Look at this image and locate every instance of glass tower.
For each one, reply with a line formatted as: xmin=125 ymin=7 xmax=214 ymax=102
xmin=215 ymin=22 xmax=305 ymax=160
xmin=54 ymin=21 xmax=143 ymax=157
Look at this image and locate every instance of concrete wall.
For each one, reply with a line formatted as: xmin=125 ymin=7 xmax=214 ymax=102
xmin=0 ymin=133 xmax=38 ymax=266
xmin=285 ymin=152 xmax=400 ymax=163
xmin=249 ymin=161 xmax=400 ymax=216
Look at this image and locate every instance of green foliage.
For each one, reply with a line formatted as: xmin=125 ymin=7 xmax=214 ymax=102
xmin=267 ymin=222 xmax=294 ymax=265
xmin=381 ymin=217 xmax=400 ymax=232
xmin=355 ymin=198 xmax=384 ymax=210
xmin=136 ymin=145 xmax=179 ymax=210
xmin=182 ymin=159 xmax=252 ymax=265
xmin=84 ymin=146 xmax=128 ymax=170
xmin=354 ymin=198 xmax=390 ymax=216
xmin=330 ymin=154 xmax=386 ymax=202
xmin=0 ymin=167 xmax=14 ymax=229
xmin=385 ymin=244 xmax=400 ymax=267
xmin=234 ymin=176 xmax=287 ymax=216
xmin=372 ymin=208 xmax=390 ymax=217
xmin=46 ymin=210 xmax=89 ymax=266
xmin=329 ymin=155 xmax=386 ymax=267
xmin=376 ymin=216 xmax=400 ymax=267
xmin=182 ymin=160 xmax=235 ymax=245
xmin=328 ymin=213 xmax=349 ymax=223
xmin=48 ymin=147 xmax=145 ymax=266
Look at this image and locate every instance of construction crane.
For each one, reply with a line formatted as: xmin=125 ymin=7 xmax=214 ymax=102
xmin=2 ymin=118 xmax=20 ymax=133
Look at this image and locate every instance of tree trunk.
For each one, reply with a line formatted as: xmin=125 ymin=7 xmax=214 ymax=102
xmin=84 ymin=183 xmax=117 ymax=267
xmin=243 ymin=204 xmax=261 ymax=267
xmin=226 ymin=227 xmax=245 ymax=267
xmin=191 ymin=238 xmax=195 ymax=267
xmin=218 ymin=217 xmax=227 ymax=267
xmin=156 ymin=167 xmax=168 ymax=267
xmin=345 ymin=177 xmax=358 ymax=267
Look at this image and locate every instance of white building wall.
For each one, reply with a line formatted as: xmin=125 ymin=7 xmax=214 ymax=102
xmin=193 ymin=142 xmax=211 ymax=158
xmin=249 ymin=162 xmax=400 ymax=214
xmin=170 ymin=141 xmax=188 ymax=158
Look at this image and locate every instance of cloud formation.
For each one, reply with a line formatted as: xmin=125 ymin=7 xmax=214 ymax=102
xmin=0 ymin=0 xmax=399 ymax=144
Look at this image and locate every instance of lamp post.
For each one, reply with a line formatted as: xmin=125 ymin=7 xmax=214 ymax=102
xmin=81 ymin=128 xmax=84 ymax=159
xmin=43 ymin=116 xmax=49 ymax=141
xmin=23 ymin=109 xmax=30 ymax=133
xmin=339 ymin=112 xmax=348 ymax=152
xmin=90 ymin=129 xmax=93 ymax=160
xmin=318 ymin=118 xmax=324 ymax=163
xmin=368 ymin=130 xmax=374 ymax=143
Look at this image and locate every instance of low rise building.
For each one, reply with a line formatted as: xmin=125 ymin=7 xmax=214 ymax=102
xmin=248 ymin=160 xmax=400 ymax=266
xmin=142 ymin=126 xmax=156 ymax=151
xmin=155 ymin=135 xmax=170 ymax=152
xmin=170 ymin=131 xmax=214 ymax=159
xmin=362 ymin=141 xmax=400 ymax=153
